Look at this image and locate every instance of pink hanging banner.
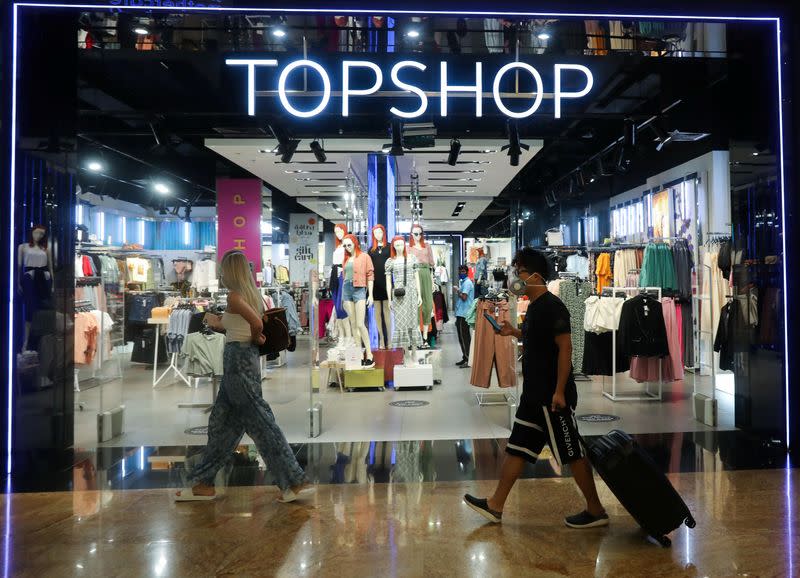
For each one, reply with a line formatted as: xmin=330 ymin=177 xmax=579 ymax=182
xmin=216 ymin=178 xmax=262 ymax=274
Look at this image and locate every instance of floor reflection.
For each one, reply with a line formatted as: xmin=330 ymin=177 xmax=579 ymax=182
xmin=5 ymin=469 xmax=797 ymax=577
xmin=4 ymin=430 xmax=795 ymax=494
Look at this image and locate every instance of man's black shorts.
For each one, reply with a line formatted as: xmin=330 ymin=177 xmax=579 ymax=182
xmin=506 ymin=404 xmax=585 ymax=466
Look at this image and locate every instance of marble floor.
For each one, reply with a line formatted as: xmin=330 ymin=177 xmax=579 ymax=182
xmin=4 ymin=468 xmax=797 ymax=577
xmin=74 ymin=330 xmax=735 ymax=449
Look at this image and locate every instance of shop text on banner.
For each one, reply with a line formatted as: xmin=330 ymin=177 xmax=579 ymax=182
xmin=217 ymin=178 xmax=262 ymax=274
xmin=289 ymin=213 xmax=319 ymax=284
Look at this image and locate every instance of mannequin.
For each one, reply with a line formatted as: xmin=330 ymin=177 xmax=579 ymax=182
xmin=408 ymin=224 xmax=435 ymax=347
xmin=386 ymin=236 xmax=423 ymax=349
xmin=341 ymin=234 xmax=375 ymax=367
xmin=18 ymin=225 xmax=54 ymax=351
xmin=330 ymin=223 xmax=351 ymax=342
xmin=368 ymin=224 xmax=392 ymax=349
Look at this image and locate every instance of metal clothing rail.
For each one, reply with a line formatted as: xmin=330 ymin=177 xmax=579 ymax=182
xmin=601 ymin=286 xmax=664 ymax=402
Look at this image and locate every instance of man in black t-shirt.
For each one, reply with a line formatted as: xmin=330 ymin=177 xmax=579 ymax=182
xmin=464 ymin=248 xmax=608 ymax=529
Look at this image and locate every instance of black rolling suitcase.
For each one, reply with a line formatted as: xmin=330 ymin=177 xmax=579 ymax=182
xmin=584 ymin=430 xmax=695 ymax=547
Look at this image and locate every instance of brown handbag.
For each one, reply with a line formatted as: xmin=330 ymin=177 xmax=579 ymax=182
xmin=259 ymin=305 xmax=290 ymax=356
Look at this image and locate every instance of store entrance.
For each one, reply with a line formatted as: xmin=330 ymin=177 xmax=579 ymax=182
xmin=6 ymin=7 xmax=791 ymax=483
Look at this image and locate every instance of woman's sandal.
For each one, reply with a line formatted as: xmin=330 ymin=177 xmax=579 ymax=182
xmin=174 ymin=488 xmax=216 ymax=502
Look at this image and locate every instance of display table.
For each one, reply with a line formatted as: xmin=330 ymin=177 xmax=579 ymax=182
xmin=319 ymin=359 xmax=345 ymax=393
xmin=343 ymin=368 xmax=385 ymax=392
xmin=394 ymin=364 xmax=434 ymax=390
xmin=372 ymin=347 xmax=405 ymax=384
xmin=412 ymin=349 xmax=442 ymax=384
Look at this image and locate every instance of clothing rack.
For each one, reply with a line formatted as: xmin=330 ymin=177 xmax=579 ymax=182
xmin=600 ymin=286 xmax=664 ymax=402
xmin=150 ymin=307 xmax=193 ymax=389
xmin=586 ymin=243 xmax=644 ymax=252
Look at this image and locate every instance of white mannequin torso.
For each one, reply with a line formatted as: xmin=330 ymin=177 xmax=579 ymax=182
xmin=333 ymin=246 xmax=345 ymax=266
xmin=20 ymin=244 xmax=48 ymax=269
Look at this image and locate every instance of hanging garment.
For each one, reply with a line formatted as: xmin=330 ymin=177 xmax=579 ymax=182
xmin=582 ymin=331 xmax=630 ymax=376
xmin=434 ymin=265 xmax=449 ymax=284
xmin=630 ymin=297 xmax=683 ymax=382
xmin=583 ymin=296 xmax=625 ymax=334
xmin=276 ymin=265 xmax=290 ymax=284
xmin=559 ymin=280 xmax=593 ymax=373
xmin=432 ymin=290 xmax=449 ymax=331
xmin=369 ymin=245 xmax=391 ymax=302
xmin=700 ymin=251 xmax=727 ymax=338
xmin=547 ymin=279 xmax=562 ymax=297
xmin=714 ymin=301 xmax=736 ymax=371
xmin=182 ymin=332 xmax=225 ymax=375
xmin=328 ymin=264 xmax=348 ymax=321
xmin=609 ymin=20 xmax=636 ymax=50
xmin=74 ymin=312 xmax=99 ymax=365
xmin=279 ymin=292 xmax=301 ymax=336
xmin=386 ymin=255 xmax=423 ymax=348
xmin=595 ymin=252 xmax=613 ymax=293
xmin=585 ymin=20 xmax=609 ymax=54
xmin=416 ymin=263 xmax=434 ymax=330
xmin=616 ymin=294 xmax=670 ymax=358
xmin=484 ymin=18 xmax=504 ymax=53
xmin=613 ymin=249 xmax=639 ymax=288
xmin=318 ymin=299 xmax=334 ymax=338
xmin=89 ymin=309 xmax=114 ymax=369
xmin=639 ymin=243 xmax=678 ymax=293
xmin=469 ymin=300 xmax=517 ymax=388
xmin=173 ymin=259 xmax=193 ymax=282
xmin=165 ymin=308 xmax=194 ymax=354
xmin=565 ymin=254 xmax=589 ymax=279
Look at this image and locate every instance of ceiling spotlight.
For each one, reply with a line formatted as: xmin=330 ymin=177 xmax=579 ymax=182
xmin=279 ymin=139 xmax=300 ymax=163
xmin=576 ymin=169 xmax=586 ymax=189
xmin=310 ymin=140 xmax=327 ymax=163
xmin=623 ymin=117 xmax=636 ymax=150
xmin=655 ymin=131 xmax=674 ymax=152
xmin=272 ymin=27 xmax=287 ymax=38
xmin=595 ymin=155 xmax=614 ymax=177
xmin=614 ymin=145 xmax=630 ymax=173
xmin=154 ymin=182 xmax=170 ymax=194
xmin=447 ymin=138 xmax=461 ymax=166
xmin=407 ymin=29 xmax=420 ymax=38
xmin=87 ymin=161 xmax=104 ymax=172
xmin=269 ymin=125 xmax=300 ymax=163
xmin=134 ymin=27 xmax=149 ymax=35
xmin=502 ymin=121 xmax=529 ymax=167
xmin=752 ymin=151 xmax=759 ymax=156
xmin=537 ymin=32 xmax=550 ymax=40
xmin=589 ymin=177 xmax=596 ymax=183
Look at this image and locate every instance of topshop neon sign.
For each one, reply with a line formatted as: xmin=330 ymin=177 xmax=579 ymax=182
xmin=225 ymin=58 xmax=593 ymax=119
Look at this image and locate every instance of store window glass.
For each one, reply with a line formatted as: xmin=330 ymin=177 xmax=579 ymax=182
xmin=4 ymin=6 xmax=791 ymax=486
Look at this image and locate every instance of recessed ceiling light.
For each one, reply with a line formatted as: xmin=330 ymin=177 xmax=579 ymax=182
xmin=537 ymin=32 xmax=550 ymax=40
xmin=134 ymin=27 xmax=149 ymax=35
xmin=407 ymin=30 xmax=420 ymax=38
xmin=272 ymin=28 xmax=287 ymax=38
xmin=87 ymin=161 xmax=103 ymax=172
xmin=154 ymin=182 xmax=170 ymax=194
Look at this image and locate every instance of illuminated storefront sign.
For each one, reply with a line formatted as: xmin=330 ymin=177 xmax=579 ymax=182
xmin=225 ymin=58 xmax=593 ymax=119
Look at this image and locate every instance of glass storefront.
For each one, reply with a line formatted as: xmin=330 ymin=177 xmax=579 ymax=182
xmin=2 ymin=5 xmax=796 ymax=484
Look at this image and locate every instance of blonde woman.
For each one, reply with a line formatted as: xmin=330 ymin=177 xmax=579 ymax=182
xmin=176 ymin=251 xmax=313 ymax=503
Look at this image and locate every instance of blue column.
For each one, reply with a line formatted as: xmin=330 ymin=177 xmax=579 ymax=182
xmin=367 ymin=154 xmax=396 ymax=349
